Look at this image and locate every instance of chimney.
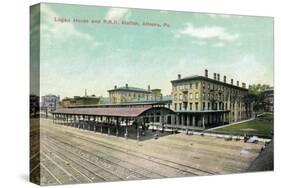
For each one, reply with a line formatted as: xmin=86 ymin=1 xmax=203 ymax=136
xmin=242 ymin=83 xmax=246 ymax=88
xmin=223 ymin=75 xmax=226 ymax=83
xmin=178 ymin=74 xmax=181 ymax=80
xmin=213 ymin=73 xmax=217 ymax=80
xmin=231 ymin=79 xmax=233 ymax=85
xmin=114 ymin=85 xmax=117 ymax=89
xmin=148 ymin=85 xmax=151 ymax=91
xmin=205 ymin=69 xmax=208 ymax=77
xmin=217 ymin=73 xmax=220 ymax=81
xmin=237 ymin=81 xmax=239 ymax=87
xmin=125 ymin=83 xmax=128 ymax=88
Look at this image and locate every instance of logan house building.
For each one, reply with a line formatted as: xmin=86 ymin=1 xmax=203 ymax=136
xmin=169 ymin=69 xmax=253 ymax=130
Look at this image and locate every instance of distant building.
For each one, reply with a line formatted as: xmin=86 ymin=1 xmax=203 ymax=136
xmin=41 ymin=94 xmax=60 ymax=111
xmin=62 ymin=90 xmax=100 ymax=107
xmin=108 ymin=84 xmax=162 ymax=104
xmin=169 ymin=69 xmax=253 ymax=129
xmin=263 ymin=87 xmax=274 ymax=112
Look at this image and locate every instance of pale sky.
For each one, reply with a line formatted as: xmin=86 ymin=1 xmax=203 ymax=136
xmin=31 ymin=3 xmax=274 ymax=99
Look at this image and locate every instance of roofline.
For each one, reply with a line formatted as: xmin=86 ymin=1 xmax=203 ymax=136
xmin=171 ymin=75 xmax=248 ymax=91
xmin=107 ymin=88 xmax=152 ymax=93
xmin=138 ymin=106 xmax=176 ymax=116
xmin=53 ymin=106 xmax=174 ymax=118
xmin=67 ymin=100 xmax=172 ymax=108
xmin=174 ymin=110 xmax=231 ymax=113
xmin=63 ymin=96 xmax=100 ymax=100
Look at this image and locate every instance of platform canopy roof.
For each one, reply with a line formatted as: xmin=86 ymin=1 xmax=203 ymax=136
xmin=53 ymin=106 xmax=166 ymax=117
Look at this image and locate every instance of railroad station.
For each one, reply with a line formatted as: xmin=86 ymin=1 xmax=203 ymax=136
xmin=52 ymin=102 xmax=175 ymax=140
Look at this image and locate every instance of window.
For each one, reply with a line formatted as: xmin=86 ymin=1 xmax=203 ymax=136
xmin=203 ymin=102 xmax=206 ymax=110
xmin=179 ymin=103 xmax=182 ymax=111
xmin=189 ymin=103 xmax=192 ymax=110
xmin=184 ymin=102 xmax=187 ymax=110
xmin=202 ymin=82 xmax=205 ymax=89
xmin=179 ymin=93 xmax=183 ymax=100
xmin=208 ymin=102 xmax=210 ymax=110
xmin=190 ymin=83 xmax=193 ymax=89
xmin=174 ymin=93 xmax=177 ymax=101
xmin=189 ymin=93 xmax=193 ymax=99
xmin=195 ymin=102 xmax=198 ymax=111
xmin=195 ymin=92 xmax=199 ymax=99
xmin=203 ymin=92 xmax=206 ymax=100
xmin=174 ymin=103 xmax=177 ymax=111
xmin=195 ymin=82 xmax=198 ymax=89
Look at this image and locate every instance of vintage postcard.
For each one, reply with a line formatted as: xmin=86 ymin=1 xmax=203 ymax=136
xmin=30 ymin=3 xmax=274 ymax=186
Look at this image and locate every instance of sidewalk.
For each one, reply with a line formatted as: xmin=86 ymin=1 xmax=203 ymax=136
xmin=206 ymin=117 xmax=255 ymax=131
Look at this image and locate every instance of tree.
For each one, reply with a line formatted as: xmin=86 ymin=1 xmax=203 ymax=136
xmin=245 ymin=84 xmax=270 ymax=112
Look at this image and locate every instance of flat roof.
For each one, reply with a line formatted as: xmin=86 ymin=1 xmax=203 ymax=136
xmin=67 ymin=100 xmax=172 ymax=108
xmin=108 ymin=86 xmax=151 ymax=93
xmin=171 ymin=75 xmax=248 ymax=91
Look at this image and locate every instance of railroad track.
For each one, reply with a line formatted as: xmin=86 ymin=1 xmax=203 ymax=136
xmin=41 ymin=126 xmax=216 ymax=176
xmin=41 ymin=143 xmax=103 ymax=183
xmin=40 ymin=150 xmax=80 ymax=184
xmin=42 ymin=134 xmax=168 ymax=179
xmin=41 ymin=141 xmax=121 ymax=182
xmin=41 ymin=129 xmax=200 ymax=178
xmin=42 ymin=139 xmax=147 ymax=181
xmin=40 ymin=162 xmax=61 ymax=185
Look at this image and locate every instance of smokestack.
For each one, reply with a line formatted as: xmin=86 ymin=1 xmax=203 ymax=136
xmin=237 ymin=81 xmax=239 ymax=87
xmin=114 ymin=85 xmax=117 ymax=89
xmin=148 ymin=85 xmax=151 ymax=91
xmin=205 ymin=69 xmax=208 ymax=78
xmin=214 ymin=73 xmax=217 ymax=80
xmin=217 ymin=73 xmax=220 ymax=81
xmin=125 ymin=83 xmax=128 ymax=88
xmin=178 ymin=74 xmax=181 ymax=80
xmin=223 ymin=75 xmax=226 ymax=83
xmin=231 ymin=79 xmax=233 ymax=85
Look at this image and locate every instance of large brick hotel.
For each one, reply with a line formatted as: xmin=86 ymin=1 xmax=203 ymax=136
xmin=169 ymin=69 xmax=253 ymax=129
